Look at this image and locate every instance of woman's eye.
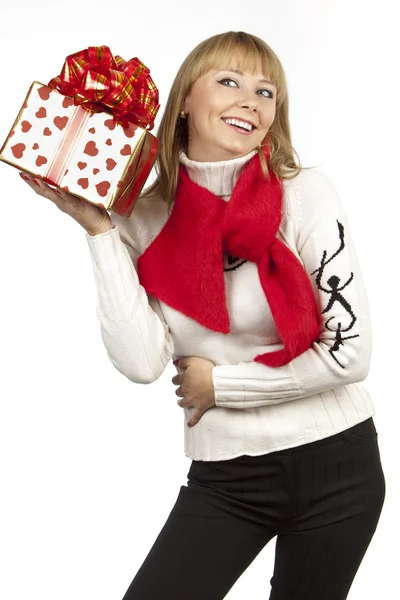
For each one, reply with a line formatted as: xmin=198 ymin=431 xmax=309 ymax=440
xmin=218 ymin=78 xmax=274 ymax=99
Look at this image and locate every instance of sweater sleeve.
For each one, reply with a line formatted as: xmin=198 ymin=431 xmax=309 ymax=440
xmin=212 ymin=170 xmax=372 ymax=409
xmin=85 ymin=202 xmax=175 ymax=384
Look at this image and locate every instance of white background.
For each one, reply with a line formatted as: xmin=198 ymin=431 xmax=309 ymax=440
xmin=0 ymin=1 xmax=397 ymax=598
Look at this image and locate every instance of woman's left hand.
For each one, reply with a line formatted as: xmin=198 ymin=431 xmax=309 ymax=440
xmin=172 ymin=356 xmax=217 ymax=427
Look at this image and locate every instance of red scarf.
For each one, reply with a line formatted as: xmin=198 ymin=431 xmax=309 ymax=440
xmin=137 ymin=145 xmax=320 ymax=367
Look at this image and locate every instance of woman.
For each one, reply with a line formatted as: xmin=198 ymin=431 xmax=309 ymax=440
xmin=20 ymin=31 xmax=385 ymax=600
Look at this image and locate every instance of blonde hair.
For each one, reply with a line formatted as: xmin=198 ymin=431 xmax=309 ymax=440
xmin=142 ymin=30 xmax=320 ymax=214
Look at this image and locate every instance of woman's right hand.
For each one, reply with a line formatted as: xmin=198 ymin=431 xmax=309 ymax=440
xmin=19 ymin=171 xmax=113 ymax=236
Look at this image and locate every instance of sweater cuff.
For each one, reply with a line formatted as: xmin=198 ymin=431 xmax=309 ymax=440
xmin=212 ymin=361 xmax=301 ymax=409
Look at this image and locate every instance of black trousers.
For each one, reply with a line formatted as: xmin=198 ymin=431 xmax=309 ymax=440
xmin=121 ymin=417 xmax=385 ymax=600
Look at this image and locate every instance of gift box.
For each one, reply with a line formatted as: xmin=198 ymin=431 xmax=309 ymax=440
xmin=0 ymin=45 xmax=160 ymax=218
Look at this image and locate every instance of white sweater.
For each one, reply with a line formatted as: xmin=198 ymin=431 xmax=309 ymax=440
xmin=85 ymin=148 xmax=376 ymax=461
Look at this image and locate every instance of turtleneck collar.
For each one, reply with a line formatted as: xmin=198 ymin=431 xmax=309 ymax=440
xmin=178 ymin=148 xmax=258 ymax=201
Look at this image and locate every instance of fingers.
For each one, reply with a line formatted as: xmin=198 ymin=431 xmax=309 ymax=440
xmin=175 ymin=386 xmax=185 ymax=399
xmin=19 ymin=171 xmax=40 ymax=188
xmin=19 ymin=172 xmax=79 ymax=212
xmin=19 ymin=171 xmax=60 ymax=200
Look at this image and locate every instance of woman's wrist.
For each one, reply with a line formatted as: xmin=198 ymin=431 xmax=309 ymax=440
xmin=86 ymin=224 xmax=113 ymax=236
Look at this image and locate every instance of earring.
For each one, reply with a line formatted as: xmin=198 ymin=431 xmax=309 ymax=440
xmin=179 ymin=110 xmax=187 ymax=118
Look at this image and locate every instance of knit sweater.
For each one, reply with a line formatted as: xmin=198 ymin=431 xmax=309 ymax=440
xmin=85 ymin=148 xmax=376 ymax=461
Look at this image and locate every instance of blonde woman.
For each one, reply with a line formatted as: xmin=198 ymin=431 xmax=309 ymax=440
xmin=20 ymin=31 xmax=385 ymax=600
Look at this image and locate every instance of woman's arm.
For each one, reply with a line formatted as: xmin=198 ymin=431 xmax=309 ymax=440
xmin=211 ymin=170 xmax=372 ymax=409
xmin=86 ymin=203 xmax=175 ymax=384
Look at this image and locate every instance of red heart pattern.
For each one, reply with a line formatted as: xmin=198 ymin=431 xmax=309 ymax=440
xmin=96 ymin=181 xmax=111 ymax=197
xmin=120 ymin=144 xmax=132 ymax=156
xmin=38 ymin=86 xmax=51 ymax=101
xmin=5 ymin=84 xmax=143 ymax=205
xmin=36 ymin=155 xmax=47 ymax=167
xmin=35 ymin=107 xmax=46 ymax=118
xmin=123 ymin=122 xmax=138 ymax=138
xmin=21 ymin=121 xmax=32 ymax=133
xmin=54 ymin=116 xmax=68 ymax=131
xmin=106 ymin=158 xmax=117 ymax=170
xmin=84 ymin=141 xmax=98 ymax=156
xmin=62 ymin=97 xmax=74 ymax=109
xmin=78 ymin=178 xmax=89 ymax=189
xmin=104 ymin=119 xmax=116 ymax=131
xmin=11 ymin=143 xmax=26 ymax=159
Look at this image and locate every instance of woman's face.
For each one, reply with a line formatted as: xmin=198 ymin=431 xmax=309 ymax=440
xmin=183 ymin=65 xmax=277 ymax=162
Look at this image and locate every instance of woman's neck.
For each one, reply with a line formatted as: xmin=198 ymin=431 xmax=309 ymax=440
xmin=178 ymin=148 xmax=258 ymax=200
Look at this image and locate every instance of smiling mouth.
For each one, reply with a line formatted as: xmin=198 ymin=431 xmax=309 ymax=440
xmin=221 ymin=118 xmax=256 ymax=135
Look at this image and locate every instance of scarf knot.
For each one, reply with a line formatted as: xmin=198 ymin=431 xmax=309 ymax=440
xmin=220 ymin=159 xmax=283 ymax=262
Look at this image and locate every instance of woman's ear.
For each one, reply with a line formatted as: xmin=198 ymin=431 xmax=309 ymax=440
xmin=182 ymin=93 xmax=191 ymax=115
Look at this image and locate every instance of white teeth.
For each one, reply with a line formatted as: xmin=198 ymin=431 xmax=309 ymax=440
xmin=222 ymin=118 xmax=253 ymax=131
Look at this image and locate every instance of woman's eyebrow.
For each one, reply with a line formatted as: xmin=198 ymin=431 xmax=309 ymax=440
xmin=216 ymin=68 xmax=276 ymax=88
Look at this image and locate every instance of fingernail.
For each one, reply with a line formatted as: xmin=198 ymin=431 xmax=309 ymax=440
xmin=32 ymin=179 xmax=40 ymax=187
xmin=173 ymin=360 xmax=178 ymax=365
xmin=187 ymin=422 xmax=193 ymax=428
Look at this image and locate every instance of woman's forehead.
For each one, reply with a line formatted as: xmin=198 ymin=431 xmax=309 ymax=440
xmin=206 ymin=54 xmax=272 ymax=79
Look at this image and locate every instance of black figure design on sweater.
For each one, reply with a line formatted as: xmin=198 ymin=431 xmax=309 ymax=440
xmin=310 ymin=219 xmax=359 ymax=369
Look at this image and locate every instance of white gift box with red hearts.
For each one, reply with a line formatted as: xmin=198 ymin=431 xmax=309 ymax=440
xmin=0 ymin=81 xmax=157 ymax=217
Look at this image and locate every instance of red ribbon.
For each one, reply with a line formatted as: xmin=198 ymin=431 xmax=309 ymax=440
xmin=47 ymin=45 xmax=160 ymax=130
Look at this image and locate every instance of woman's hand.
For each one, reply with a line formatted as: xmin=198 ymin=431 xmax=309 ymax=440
xmin=172 ymin=356 xmax=216 ymax=427
xmin=19 ymin=171 xmax=112 ymax=235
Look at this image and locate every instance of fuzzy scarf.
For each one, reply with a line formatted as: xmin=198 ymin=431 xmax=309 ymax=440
xmin=137 ymin=145 xmax=321 ymax=367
